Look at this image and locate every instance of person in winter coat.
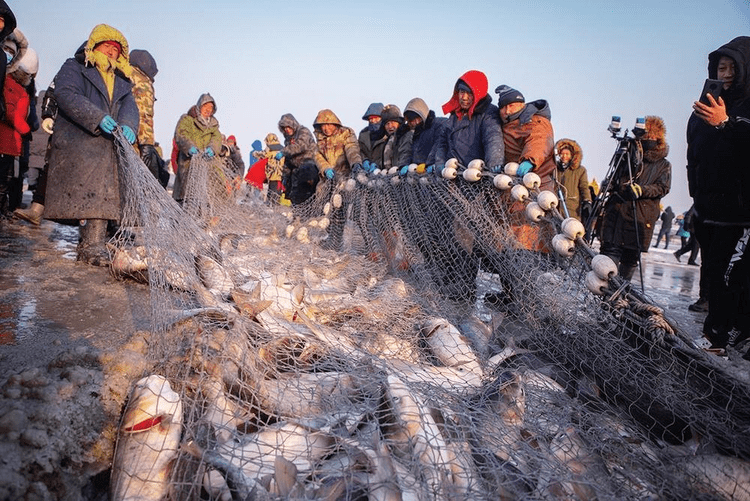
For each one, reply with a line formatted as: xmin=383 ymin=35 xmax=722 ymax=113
xmin=221 ymin=134 xmax=245 ymax=178
xmin=252 ymin=133 xmax=284 ymax=203
xmin=44 ymin=24 xmax=139 ymax=266
xmin=277 ymin=113 xmax=318 ymax=207
xmin=404 ymin=97 xmax=446 ymax=167
xmin=687 ymin=36 xmax=750 ymax=355
xmin=129 ymin=49 xmax=166 ymax=188
xmin=312 ymin=109 xmax=363 ymax=250
xmin=14 ymin=82 xmax=53 ymax=226
xmin=654 ymin=205 xmax=675 ymax=249
xmin=379 ymin=104 xmax=413 ymax=170
xmin=0 ymin=3 xmax=18 ymax=120
xmin=358 ymin=102 xmax=386 ymax=167
xmin=430 ymin=70 xmax=505 ymax=303
xmin=172 ymin=93 xmax=222 ymax=203
xmin=0 ymin=56 xmax=30 ymax=216
xmin=7 ymin=44 xmax=40 ymax=213
xmin=599 ymin=115 xmax=671 ymax=281
xmin=434 ymin=70 xmax=504 ymax=172
xmin=553 ymin=138 xmax=592 ymax=221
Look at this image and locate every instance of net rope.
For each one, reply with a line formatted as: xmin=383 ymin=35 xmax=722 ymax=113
xmin=108 ymin=129 xmax=750 ymax=500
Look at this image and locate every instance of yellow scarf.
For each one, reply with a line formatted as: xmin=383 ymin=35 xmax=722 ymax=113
xmin=90 ymin=50 xmax=116 ymax=101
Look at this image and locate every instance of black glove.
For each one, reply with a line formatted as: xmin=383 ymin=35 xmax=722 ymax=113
xmin=580 ymin=201 xmax=592 ymax=222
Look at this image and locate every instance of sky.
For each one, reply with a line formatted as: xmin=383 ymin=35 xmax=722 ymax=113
xmin=10 ymin=0 xmax=750 ymax=213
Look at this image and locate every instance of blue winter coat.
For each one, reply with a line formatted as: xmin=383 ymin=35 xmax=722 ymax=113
xmin=434 ymin=95 xmax=504 ymax=168
xmin=45 ymin=45 xmax=139 ymax=220
xmin=411 ymin=111 xmax=447 ymax=165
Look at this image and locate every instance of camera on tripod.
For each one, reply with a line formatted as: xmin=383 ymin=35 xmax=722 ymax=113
xmin=583 ymin=116 xmax=647 ymax=243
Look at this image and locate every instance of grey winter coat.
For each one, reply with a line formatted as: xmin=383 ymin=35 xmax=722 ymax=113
xmin=45 ymin=45 xmax=139 ymax=220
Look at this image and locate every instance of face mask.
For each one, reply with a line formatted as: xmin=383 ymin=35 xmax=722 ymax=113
xmin=4 ymin=51 xmax=12 ymax=64
xmin=557 ymin=160 xmax=569 ymax=171
xmin=641 ymin=139 xmax=657 ymax=150
xmin=368 ymin=122 xmax=381 ymax=134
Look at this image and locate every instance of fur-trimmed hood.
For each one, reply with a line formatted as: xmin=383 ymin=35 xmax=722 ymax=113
xmin=554 ymin=138 xmax=583 ymax=170
xmin=643 ymin=115 xmax=669 ymax=163
xmin=83 ymin=24 xmax=132 ymax=79
xmin=3 ymin=28 xmax=27 ymax=74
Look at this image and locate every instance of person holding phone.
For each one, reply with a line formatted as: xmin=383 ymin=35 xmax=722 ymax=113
xmin=687 ymin=36 xmax=750 ymax=357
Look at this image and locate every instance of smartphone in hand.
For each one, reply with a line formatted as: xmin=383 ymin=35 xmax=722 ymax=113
xmin=699 ymin=78 xmax=723 ymax=105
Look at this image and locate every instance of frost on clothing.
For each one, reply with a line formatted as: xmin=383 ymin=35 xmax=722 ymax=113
xmin=44 ymin=32 xmax=139 ymax=221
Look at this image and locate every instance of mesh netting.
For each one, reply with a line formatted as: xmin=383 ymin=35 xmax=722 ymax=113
xmin=108 ymin=129 xmax=750 ymax=501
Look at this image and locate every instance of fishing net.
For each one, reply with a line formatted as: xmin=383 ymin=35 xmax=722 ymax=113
xmin=109 ymin=129 xmax=750 ymax=500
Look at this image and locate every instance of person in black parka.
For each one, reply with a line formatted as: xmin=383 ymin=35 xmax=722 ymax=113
xmin=687 ymin=36 xmax=750 ymax=355
xmin=44 ymin=24 xmax=139 ymax=267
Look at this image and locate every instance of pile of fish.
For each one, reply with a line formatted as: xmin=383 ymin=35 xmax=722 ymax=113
xmin=107 ymin=133 xmax=750 ymax=500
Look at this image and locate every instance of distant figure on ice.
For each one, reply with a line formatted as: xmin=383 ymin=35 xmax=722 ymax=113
xmin=44 ymin=24 xmax=139 ymax=267
xmin=653 ymin=205 xmax=674 ymax=249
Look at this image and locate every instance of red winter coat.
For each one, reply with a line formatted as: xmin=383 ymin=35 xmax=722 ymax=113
xmin=244 ymin=157 xmax=267 ymax=189
xmin=0 ymin=75 xmax=31 ymax=156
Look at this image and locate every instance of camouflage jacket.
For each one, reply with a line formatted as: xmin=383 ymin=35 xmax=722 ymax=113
xmin=130 ymin=66 xmax=155 ymax=145
xmin=312 ymin=109 xmax=362 ymax=176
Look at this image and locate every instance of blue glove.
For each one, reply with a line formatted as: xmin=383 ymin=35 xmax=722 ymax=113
xmin=99 ymin=115 xmax=117 ymax=134
xmin=369 ymin=162 xmax=379 ymax=172
xmin=516 ymin=160 xmax=534 ymax=177
xmin=188 ymin=146 xmax=199 ymax=156
xmin=351 ymin=162 xmax=363 ymax=173
xmin=362 ymin=160 xmax=371 ymax=172
xmin=205 ymin=146 xmax=215 ymax=158
xmin=426 ymin=165 xmax=434 ymax=173
xmin=121 ymin=125 xmax=136 ymax=144
xmin=324 ymin=168 xmax=335 ymax=180
xmin=399 ymin=165 xmax=409 ymax=176
xmin=275 ymin=151 xmax=283 ymax=160
xmin=490 ymin=165 xmax=503 ymax=173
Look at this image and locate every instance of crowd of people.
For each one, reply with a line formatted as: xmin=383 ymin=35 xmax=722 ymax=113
xmin=0 ymin=9 xmax=747 ymax=359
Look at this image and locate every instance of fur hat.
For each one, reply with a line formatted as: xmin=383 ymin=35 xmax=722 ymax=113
xmin=495 ymin=85 xmax=525 ymax=108
xmin=644 ymin=115 xmax=666 ymax=140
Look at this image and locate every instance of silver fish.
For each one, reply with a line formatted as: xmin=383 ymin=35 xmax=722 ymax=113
xmin=421 ymin=317 xmax=482 ymax=374
xmin=110 ymin=375 xmax=183 ymax=501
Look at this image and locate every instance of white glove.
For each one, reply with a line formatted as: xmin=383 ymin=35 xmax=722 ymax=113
xmin=42 ymin=117 xmax=55 ymax=134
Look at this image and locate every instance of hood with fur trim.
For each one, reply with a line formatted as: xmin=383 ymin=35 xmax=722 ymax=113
xmin=643 ymin=115 xmax=669 ymax=163
xmin=83 ymin=24 xmax=132 ymax=79
xmin=442 ymin=70 xmax=490 ymax=119
xmin=554 ymin=138 xmax=583 ymax=170
xmin=3 ymin=28 xmax=27 ymax=74
xmin=708 ymin=36 xmax=750 ymax=105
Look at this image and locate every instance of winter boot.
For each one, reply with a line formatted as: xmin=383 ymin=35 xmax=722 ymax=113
xmin=77 ymin=219 xmax=110 ymax=267
xmin=619 ymin=262 xmax=639 ymax=281
xmin=13 ymin=202 xmax=44 ymax=225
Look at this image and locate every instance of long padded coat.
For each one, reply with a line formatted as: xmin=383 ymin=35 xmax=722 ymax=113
xmin=45 ymin=46 xmax=139 ymax=220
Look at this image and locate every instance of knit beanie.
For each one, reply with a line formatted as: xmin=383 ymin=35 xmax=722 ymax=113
xmin=495 ymin=85 xmax=525 ymax=108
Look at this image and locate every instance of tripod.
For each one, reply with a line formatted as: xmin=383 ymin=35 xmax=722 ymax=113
xmin=584 ymin=122 xmax=646 ymax=289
